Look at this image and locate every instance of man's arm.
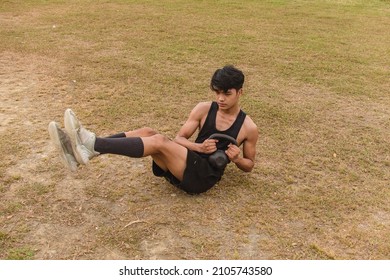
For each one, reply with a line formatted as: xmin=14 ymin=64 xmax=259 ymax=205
xmin=174 ymin=102 xmax=218 ymax=154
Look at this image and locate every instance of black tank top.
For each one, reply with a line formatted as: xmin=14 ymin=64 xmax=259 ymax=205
xmin=195 ymin=102 xmax=246 ymax=156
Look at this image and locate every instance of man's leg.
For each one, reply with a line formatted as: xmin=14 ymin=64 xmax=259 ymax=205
xmin=93 ymin=128 xmax=159 ymax=158
xmin=125 ymin=127 xmax=157 ymax=138
xmin=64 ymin=109 xmax=188 ymax=180
xmin=142 ymin=134 xmax=188 ymax=181
xmin=94 ymin=134 xmax=187 ymax=181
xmin=105 ymin=127 xmax=157 ymax=138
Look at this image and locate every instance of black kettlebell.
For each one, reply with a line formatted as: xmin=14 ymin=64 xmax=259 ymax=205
xmin=208 ymin=133 xmax=238 ymax=170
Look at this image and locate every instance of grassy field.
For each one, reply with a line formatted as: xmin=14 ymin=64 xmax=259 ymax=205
xmin=0 ymin=0 xmax=389 ymax=259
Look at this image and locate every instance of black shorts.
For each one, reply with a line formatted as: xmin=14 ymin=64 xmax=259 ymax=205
xmin=152 ymin=149 xmax=224 ymax=194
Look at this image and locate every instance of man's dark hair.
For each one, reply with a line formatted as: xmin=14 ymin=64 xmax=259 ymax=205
xmin=210 ymin=65 xmax=245 ymax=93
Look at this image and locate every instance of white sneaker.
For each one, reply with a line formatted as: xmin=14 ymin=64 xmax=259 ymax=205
xmin=48 ymin=121 xmax=79 ymax=171
xmin=64 ymin=108 xmax=99 ymax=165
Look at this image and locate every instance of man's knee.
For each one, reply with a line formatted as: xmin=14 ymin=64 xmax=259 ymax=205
xmin=142 ymin=127 xmax=158 ymax=137
xmin=151 ymin=133 xmax=170 ymax=148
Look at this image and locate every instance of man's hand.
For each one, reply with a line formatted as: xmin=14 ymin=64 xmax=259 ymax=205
xmin=225 ymin=143 xmax=240 ymax=163
xmin=200 ymin=139 xmax=218 ymax=154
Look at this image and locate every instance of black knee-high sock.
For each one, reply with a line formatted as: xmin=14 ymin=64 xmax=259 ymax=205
xmin=94 ymin=137 xmax=144 ymax=158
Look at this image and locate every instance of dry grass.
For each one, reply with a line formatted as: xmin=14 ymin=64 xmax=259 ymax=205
xmin=0 ymin=0 xmax=389 ymax=260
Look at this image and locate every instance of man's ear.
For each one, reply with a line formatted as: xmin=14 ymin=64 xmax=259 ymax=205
xmin=238 ymin=88 xmax=243 ymax=96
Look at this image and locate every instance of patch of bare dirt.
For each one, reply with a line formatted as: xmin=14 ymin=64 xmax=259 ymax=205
xmin=0 ymin=52 xmax=134 ymax=259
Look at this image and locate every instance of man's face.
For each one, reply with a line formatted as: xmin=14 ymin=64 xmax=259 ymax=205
xmin=215 ymin=88 xmax=242 ymax=109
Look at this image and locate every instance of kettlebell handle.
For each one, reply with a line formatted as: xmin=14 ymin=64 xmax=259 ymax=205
xmin=208 ymin=133 xmax=238 ymax=146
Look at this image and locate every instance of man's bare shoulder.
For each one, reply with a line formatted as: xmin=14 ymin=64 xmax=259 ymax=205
xmin=236 ymin=114 xmax=258 ymax=145
xmin=244 ymin=115 xmax=257 ymax=129
xmin=190 ymin=101 xmax=212 ymax=117
xmin=243 ymin=115 xmax=259 ymax=138
xmin=194 ymin=101 xmax=212 ymax=110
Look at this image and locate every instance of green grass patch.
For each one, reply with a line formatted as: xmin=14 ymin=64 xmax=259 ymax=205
xmin=6 ymin=247 xmax=35 ymax=260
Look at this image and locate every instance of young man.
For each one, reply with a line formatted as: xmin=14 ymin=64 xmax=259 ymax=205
xmin=48 ymin=65 xmax=258 ymax=194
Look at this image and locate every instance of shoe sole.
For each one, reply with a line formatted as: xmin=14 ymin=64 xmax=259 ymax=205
xmin=64 ymin=109 xmax=88 ymax=165
xmin=48 ymin=121 xmax=78 ymax=171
